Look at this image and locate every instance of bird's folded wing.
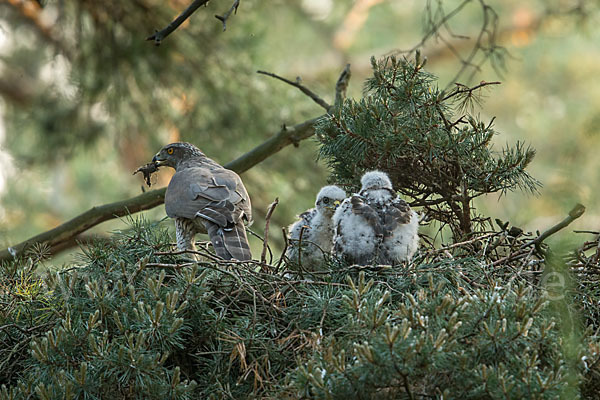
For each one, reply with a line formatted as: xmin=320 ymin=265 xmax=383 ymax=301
xmin=189 ymin=182 xmax=230 ymax=202
xmin=165 ymin=167 xmax=246 ymax=224
xmin=195 ymin=200 xmax=236 ymax=227
xmin=298 ymin=209 xmax=316 ymax=225
xmin=350 ymin=195 xmax=384 ymax=236
xmin=288 ymin=208 xmax=316 ymax=242
xmin=212 ymin=168 xmax=253 ymax=223
xmin=381 ymin=198 xmax=413 ymax=236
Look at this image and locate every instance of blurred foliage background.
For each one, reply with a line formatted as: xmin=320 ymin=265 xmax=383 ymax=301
xmin=0 ymin=0 xmax=599 ymax=261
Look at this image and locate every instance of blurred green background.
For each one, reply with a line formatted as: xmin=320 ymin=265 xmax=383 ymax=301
xmin=0 ymin=0 xmax=598 ymax=262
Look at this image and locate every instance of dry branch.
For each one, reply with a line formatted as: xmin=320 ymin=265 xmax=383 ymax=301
xmin=334 ymin=64 xmax=351 ymax=107
xmin=528 ymin=203 xmax=586 ymax=247
xmin=257 ymin=70 xmax=331 ymax=111
xmin=0 ymin=189 xmax=166 ymax=263
xmin=0 ymin=66 xmax=352 ymax=262
xmin=0 ymin=118 xmax=317 ymax=262
xmin=226 ymin=116 xmax=320 ymax=172
xmin=146 ymin=0 xmax=211 ymax=45
xmin=261 ymin=198 xmax=279 ymax=264
xmin=215 ymin=0 xmax=240 ymax=31
xmin=257 ymin=64 xmax=352 ymax=114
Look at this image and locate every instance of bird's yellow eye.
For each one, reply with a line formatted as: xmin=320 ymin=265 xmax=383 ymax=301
xmin=167 ymin=148 xmax=174 ymax=155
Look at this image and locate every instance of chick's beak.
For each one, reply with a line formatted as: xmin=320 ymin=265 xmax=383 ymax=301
xmin=325 ymin=200 xmax=342 ymax=210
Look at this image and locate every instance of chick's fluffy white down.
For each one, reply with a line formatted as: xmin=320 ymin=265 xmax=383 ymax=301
xmin=286 ymin=185 xmax=347 ymax=268
xmin=332 ymin=199 xmax=379 ymax=265
xmin=333 ymin=170 xmax=419 ymax=265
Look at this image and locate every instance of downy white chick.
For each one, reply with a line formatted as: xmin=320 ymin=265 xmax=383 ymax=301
xmin=287 ymin=185 xmax=347 ymax=269
xmin=333 ymin=171 xmax=419 ymax=265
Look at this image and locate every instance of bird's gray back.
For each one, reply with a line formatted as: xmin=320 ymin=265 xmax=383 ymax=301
xmin=165 ymin=165 xmax=251 ymax=226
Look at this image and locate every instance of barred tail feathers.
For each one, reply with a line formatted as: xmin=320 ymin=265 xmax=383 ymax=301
xmin=224 ymin=220 xmax=252 ymax=261
xmin=205 ymin=221 xmax=252 ymax=261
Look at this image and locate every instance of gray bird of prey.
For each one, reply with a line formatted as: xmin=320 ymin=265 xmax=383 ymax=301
xmin=152 ymin=142 xmax=252 ymax=261
xmin=333 ymin=170 xmax=419 ymax=265
xmin=286 ymin=185 xmax=347 ymax=268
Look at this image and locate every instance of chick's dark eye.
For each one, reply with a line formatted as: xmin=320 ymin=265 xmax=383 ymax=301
xmin=167 ymin=148 xmax=174 ymax=155
xmin=323 ymin=197 xmax=330 ymax=204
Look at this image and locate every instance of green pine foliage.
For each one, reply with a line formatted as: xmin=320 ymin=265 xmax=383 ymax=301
xmin=317 ymin=55 xmax=541 ymax=236
xmin=1 ymin=218 xmax=599 ymax=398
xmin=0 ymin=221 xmax=198 ymax=399
xmin=1 ymin=53 xmax=599 ymax=400
xmin=289 ymin=276 xmax=569 ymax=399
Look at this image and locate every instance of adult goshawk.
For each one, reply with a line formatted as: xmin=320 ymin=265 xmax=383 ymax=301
xmin=333 ymin=171 xmax=419 ymax=265
xmin=152 ymin=142 xmax=252 ymax=261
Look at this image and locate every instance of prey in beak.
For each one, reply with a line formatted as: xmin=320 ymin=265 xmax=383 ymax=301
xmin=133 ymin=160 xmax=160 ymax=187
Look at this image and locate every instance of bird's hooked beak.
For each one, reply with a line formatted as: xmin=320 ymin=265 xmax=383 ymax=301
xmin=152 ymin=153 xmax=167 ymax=166
xmin=326 ymin=200 xmax=342 ymax=210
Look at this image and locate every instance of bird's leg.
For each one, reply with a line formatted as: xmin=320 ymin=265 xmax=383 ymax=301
xmin=175 ymin=218 xmax=199 ymax=260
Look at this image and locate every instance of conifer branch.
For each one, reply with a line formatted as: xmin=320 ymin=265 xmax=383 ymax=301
xmin=318 ymin=55 xmax=538 ymax=236
xmin=0 ymin=322 xmax=55 ymax=334
xmin=442 ymin=80 xmax=501 ymax=102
